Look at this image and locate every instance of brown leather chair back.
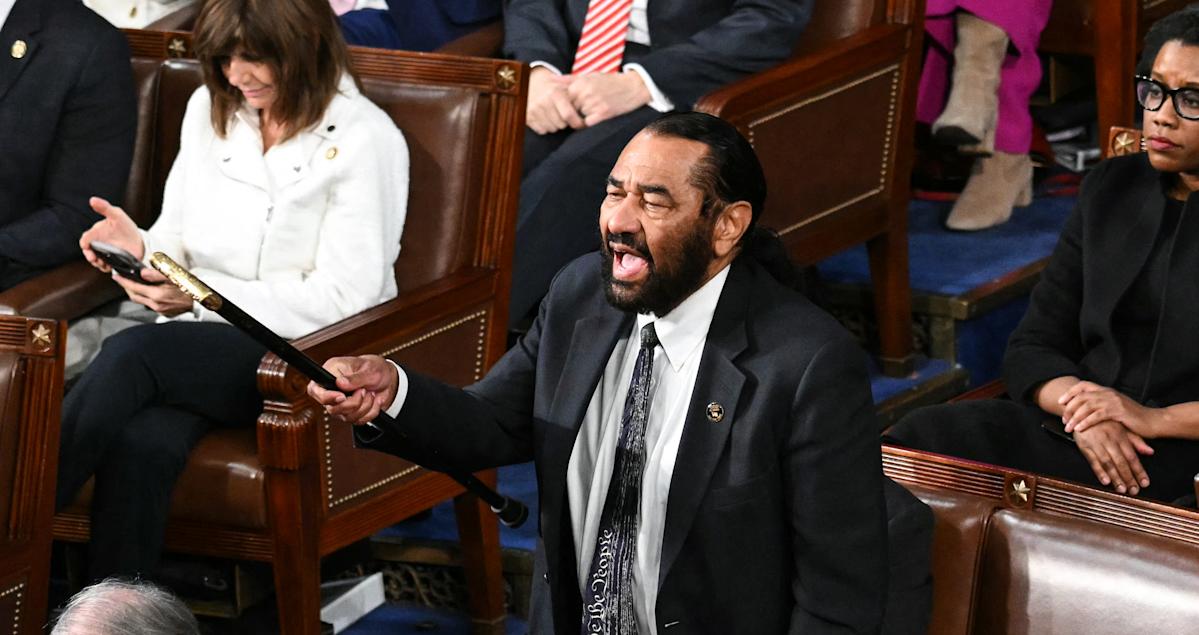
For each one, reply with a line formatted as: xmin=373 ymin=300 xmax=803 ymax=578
xmin=973 ymin=509 xmax=1199 ymax=635
xmin=120 ymin=54 xmax=202 ymax=232
xmin=124 ymin=57 xmax=165 ymax=228
xmin=0 ymin=351 xmax=24 ymax=535
xmin=361 ymin=79 xmax=488 ymax=292
xmin=887 ymin=446 xmax=1199 ymax=635
xmin=795 ymin=0 xmax=884 ymax=55
xmin=151 ymin=60 xmax=204 ymax=223
xmin=904 ymin=483 xmax=1000 ymax=635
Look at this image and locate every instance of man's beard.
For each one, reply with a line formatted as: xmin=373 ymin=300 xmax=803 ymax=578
xmin=600 ymin=221 xmax=715 ymax=316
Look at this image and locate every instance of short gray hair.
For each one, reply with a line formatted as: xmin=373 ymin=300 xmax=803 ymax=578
xmin=51 ymin=579 xmax=199 ymax=635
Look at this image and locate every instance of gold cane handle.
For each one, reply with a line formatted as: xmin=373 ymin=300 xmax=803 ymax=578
xmin=149 ymin=252 xmax=223 ymax=311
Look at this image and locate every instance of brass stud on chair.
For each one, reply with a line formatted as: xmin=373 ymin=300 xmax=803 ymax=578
xmin=30 ymin=324 xmax=51 ymax=350
xmin=1112 ymin=131 xmax=1138 ymax=156
xmin=496 ymin=65 xmax=517 ymax=91
xmin=1007 ymin=474 xmax=1035 ymax=503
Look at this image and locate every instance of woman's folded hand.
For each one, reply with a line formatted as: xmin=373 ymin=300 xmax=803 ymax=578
xmin=1060 ymin=380 xmax=1161 ymax=438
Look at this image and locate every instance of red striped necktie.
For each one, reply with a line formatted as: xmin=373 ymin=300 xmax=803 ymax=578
xmin=571 ymin=0 xmax=636 ymax=75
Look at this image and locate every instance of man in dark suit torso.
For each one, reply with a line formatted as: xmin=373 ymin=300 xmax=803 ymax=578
xmin=310 ymin=112 xmax=888 ymax=634
xmin=0 ymin=0 xmax=135 ymax=290
xmin=505 ymin=0 xmax=814 ymax=326
xmin=338 ymin=0 xmax=502 ymax=52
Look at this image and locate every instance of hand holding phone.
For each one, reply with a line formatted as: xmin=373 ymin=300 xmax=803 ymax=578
xmin=90 ymin=240 xmax=161 ymax=285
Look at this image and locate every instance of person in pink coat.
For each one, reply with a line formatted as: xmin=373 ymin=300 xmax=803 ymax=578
xmin=918 ymin=0 xmax=1053 ymax=230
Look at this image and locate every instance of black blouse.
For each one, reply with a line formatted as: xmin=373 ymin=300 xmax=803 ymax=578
xmin=1110 ymin=198 xmax=1184 ymax=401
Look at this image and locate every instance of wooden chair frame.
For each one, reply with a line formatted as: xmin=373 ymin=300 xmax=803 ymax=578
xmin=697 ymin=0 xmax=923 ymax=375
xmin=0 ymin=317 xmax=65 ymax=635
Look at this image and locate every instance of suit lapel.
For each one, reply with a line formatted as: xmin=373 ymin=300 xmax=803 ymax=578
xmin=1091 ymin=173 xmax=1164 ymax=339
xmin=214 ymin=120 xmax=270 ymax=191
xmin=657 ymin=262 xmax=750 ymax=588
xmin=541 ymin=303 xmax=632 ymax=607
xmin=0 ymin=0 xmax=42 ymax=104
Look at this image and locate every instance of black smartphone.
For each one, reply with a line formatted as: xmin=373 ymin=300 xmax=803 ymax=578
xmin=91 ymin=240 xmax=161 ymax=285
xmin=1040 ymin=420 xmax=1075 ymax=445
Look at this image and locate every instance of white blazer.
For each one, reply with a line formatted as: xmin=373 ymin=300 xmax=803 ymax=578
xmin=142 ymin=75 xmax=408 ymax=339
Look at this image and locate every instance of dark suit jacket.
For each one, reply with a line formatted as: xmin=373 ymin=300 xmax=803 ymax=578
xmin=361 ymin=254 xmax=888 ymax=634
xmin=503 ymin=0 xmax=813 ymax=108
xmin=385 ymin=0 xmax=501 ymax=52
xmin=1004 ymin=153 xmax=1199 ymax=409
xmin=0 ymin=0 xmax=135 ymax=288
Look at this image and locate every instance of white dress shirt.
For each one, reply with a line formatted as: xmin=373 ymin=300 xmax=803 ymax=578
xmin=142 ymin=75 xmax=409 ymax=339
xmin=532 ymin=0 xmax=675 ymax=112
xmin=385 ymin=265 xmax=730 ymax=634
xmin=82 ymin=0 xmax=194 ymax=28
xmin=568 ymin=265 xmax=728 ymax=635
xmin=0 ymin=0 xmax=16 ymax=29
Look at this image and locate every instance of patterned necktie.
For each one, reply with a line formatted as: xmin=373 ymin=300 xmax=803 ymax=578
xmin=571 ymin=0 xmax=636 ymax=75
xmin=581 ymin=322 xmax=659 ymax=635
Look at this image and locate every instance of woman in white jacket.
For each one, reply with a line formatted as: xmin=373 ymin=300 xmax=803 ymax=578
xmin=57 ymin=0 xmax=408 ymax=582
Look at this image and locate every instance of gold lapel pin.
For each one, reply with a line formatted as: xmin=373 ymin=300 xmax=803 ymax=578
xmin=326 ymin=147 xmax=338 ymax=160
xmin=705 ymin=402 xmax=725 ymax=423
xmin=11 ymin=40 xmax=27 ymax=59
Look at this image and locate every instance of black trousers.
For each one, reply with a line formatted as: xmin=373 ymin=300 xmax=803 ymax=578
xmin=508 ymin=106 xmax=666 ymax=326
xmin=56 ymin=322 xmax=267 ymax=581
xmin=885 ymin=399 xmax=1199 ymax=503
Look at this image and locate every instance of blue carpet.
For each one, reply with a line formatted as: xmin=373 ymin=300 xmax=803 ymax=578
xmin=869 ymin=356 xmax=956 ymax=403
xmin=343 ymin=602 xmax=528 ymax=635
xmin=955 ymin=295 xmax=1030 ymax=386
xmin=818 ymin=196 xmax=1074 ymax=295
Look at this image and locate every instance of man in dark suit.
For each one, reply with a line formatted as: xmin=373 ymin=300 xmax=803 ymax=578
xmin=0 ymin=0 xmax=135 ymax=290
xmin=338 ymin=0 xmax=501 ymax=52
xmin=310 ymin=112 xmax=887 ymax=634
xmin=505 ymin=0 xmax=814 ymax=326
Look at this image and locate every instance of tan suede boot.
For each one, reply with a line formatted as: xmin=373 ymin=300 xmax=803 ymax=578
xmin=932 ymin=12 xmax=1009 ymax=154
xmin=944 ymin=151 xmax=1033 ymax=231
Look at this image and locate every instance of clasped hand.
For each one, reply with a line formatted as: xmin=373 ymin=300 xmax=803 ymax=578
xmin=525 ymin=67 xmax=652 ymax=135
xmin=80 ymin=197 xmax=193 ymax=316
xmin=306 ymin=355 xmax=399 ymax=426
xmin=1058 ymin=380 xmax=1159 ymax=495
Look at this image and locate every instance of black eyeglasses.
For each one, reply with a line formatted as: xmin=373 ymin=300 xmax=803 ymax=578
xmin=1135 ymin=75 xmax=1199 ymax=120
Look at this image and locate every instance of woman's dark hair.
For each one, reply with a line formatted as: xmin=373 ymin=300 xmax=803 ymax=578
xmin=642 ymin=112 xmax=768 ymax=228
xmin=193 ymin=0 xmax=359 ymax=142
xmin=1138 ymin=4 xmax=1199 ymax=75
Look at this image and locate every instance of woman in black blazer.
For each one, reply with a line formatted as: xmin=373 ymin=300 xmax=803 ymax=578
xmin=888 ymin=7 xmax=1199 ymax=503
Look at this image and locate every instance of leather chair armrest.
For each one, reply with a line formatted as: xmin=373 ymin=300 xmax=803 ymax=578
xmin=144 ymin=3 xmax=199 ymax=31
xmin=434 ymin=20 xmax=504 ymax=57
xmin=696 ymin=23 xmax=909 ymax=118
xmin=0 ymin=261 xmax=122 ymax=321
xmin=253 ymin=267 xmax=498 ymax=469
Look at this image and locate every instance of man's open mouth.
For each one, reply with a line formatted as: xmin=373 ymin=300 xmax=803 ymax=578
xmin=609 ymin=243 xmax=650 ymax=281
